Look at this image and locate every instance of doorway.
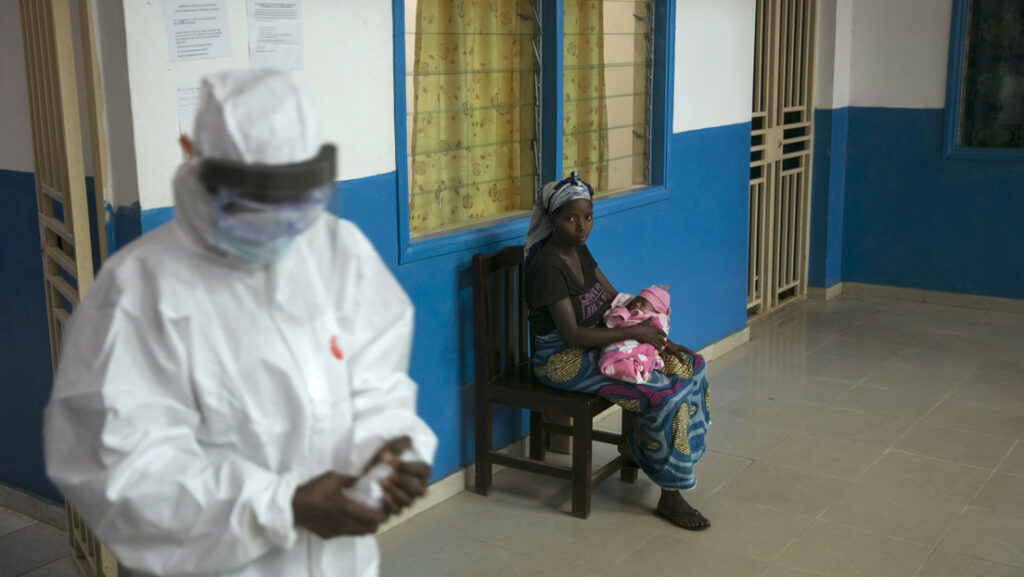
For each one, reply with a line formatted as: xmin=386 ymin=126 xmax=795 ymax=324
xmin=19 ymin=0 xmax=114 ymax=575
xmin=748 ymin=0 xmax=817 ymax=319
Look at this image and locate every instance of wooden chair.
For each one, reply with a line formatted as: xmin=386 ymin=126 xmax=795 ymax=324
xmin=472 ymin=245 xmax=637 ymax=518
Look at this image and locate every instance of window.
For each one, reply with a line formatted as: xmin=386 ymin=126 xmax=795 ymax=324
xmin=944 ymin=0 xmax=1024 ymax=159
xmin=404 ymin=0 xmax=539 ymax=235
xmin=401 ymin=0 xmax=660 ymax=240
xmin=562 ymin=1 xmax=654 ymax=192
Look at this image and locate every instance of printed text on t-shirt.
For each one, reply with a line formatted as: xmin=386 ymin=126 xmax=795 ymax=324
xmin=578 ymin=282 xmax=607 ymax=322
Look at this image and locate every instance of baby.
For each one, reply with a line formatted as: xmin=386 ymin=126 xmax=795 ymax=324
xmin=599 ymin=285 xmax=679 ymax=384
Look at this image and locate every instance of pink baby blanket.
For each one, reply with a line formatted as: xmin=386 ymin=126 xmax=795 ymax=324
xmin=599 ymin=293 xmax=670 ymax=384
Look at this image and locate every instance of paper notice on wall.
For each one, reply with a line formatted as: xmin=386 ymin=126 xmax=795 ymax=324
xmin=163 ymin=0 xmax=232 ymax=61
xmin=247 ymin=0 xmax=303 ymax=70
xmin=176 ymin=81 xmax=203 ymax=138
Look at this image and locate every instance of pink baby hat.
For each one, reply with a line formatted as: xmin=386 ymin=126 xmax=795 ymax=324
xmin=637 ymin=285 xmax=670 ymax=315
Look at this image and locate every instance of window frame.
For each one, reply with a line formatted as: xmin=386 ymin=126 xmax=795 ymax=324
xmin=393 ymin=0 xmax=675 ymax=264
xmin=942 ymin=0 xmax=1024 ymax=161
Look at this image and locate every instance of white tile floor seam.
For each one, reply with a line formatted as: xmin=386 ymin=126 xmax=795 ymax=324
xmin=771 ymin=482 xmax=859 ymax=570
xmin=3 ymin=294 xmax=1023 ymax=577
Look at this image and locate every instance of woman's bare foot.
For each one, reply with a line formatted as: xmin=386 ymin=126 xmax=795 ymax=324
xmin=656 ymin=489 xmax=710 ymax=531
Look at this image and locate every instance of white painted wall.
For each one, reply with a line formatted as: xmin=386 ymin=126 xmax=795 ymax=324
xmin=849 ymin=0 xmax=952 ymax=109
xmin=814 ymin=0 xmax=951 ymax=111
xmin=93 ymin=0 xmax=139 ymax=208
xmin=0 ymin=2 xmax=33 ymax=173
xmin=672 ymin=0 xmax=757 ymax=133
xmin=6 ymin=0 xmax=956 ymax=205
xmin=815 ymin=0 xmax=837 ymax=109
xmin=120 ymin=0 xmax=397 ymax=209
xmin=0 ymin=1 xmax=94 ymax=175
xmin=832 ymin=0 xmax=854 ymax=109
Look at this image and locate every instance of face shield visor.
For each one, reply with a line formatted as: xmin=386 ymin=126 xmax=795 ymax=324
xmin=198 ymin=144 xmax=336 ymax=244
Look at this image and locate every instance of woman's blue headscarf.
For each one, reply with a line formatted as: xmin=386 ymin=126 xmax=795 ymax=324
xmin=524 ymin=171 xmax=594 ymax=267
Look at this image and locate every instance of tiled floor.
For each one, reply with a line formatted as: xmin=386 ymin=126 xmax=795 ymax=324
xmin=379 ymin=295 xmax=1024 ymax=577
xmin=4 ymin=295 xmax=1022 ymax=576
xmin=0 ymin=507 xmax=77 ymax=577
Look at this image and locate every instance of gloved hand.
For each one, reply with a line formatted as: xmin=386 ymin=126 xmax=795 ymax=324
xmin=292 ymin=472 xmax=388 ymax=538
xmin=365 ymin=436 xmax=432 ymax=514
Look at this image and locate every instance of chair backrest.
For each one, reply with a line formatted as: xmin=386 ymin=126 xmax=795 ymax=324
xmin=472 ymin=246 xmax=531 ymax=386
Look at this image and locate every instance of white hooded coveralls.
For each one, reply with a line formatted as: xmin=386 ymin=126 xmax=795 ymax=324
xmin=44 ymin=213 xmax=437 ymax=577
xmin=43 ymin=69 xmax=437 ymax=577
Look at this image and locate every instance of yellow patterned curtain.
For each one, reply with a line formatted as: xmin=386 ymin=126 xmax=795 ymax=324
xmin=563 ymin=0 xmax=608 ymax=190
xmin=408 ymin=0 xmax=536 ymax=234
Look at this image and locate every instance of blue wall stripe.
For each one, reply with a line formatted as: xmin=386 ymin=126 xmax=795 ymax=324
xmin=808 ymin=108 xmax=832 ymax=288
xmin=108 ymin=202 xmax=140 ymax=253
xmin=141 ymin=206 xmax=175 ymax=235
xmin=809 ymin=107 xmax=849 ymax=290
xmin=330 ymin=171 xmax=400 ymax=274
xmin=841 ymin=107 xmax=1024 ymax=299
xmin=105 ymin=202 xmax=174 ymax=254
xmin=0 ymin=170 xmax=62 ymax=502
xmin=825 ymin=107 xmax=849 ymax=288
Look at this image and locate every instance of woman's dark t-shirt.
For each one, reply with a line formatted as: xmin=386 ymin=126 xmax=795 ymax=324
xmin=525 ymin=245 xmax=611 ymax=336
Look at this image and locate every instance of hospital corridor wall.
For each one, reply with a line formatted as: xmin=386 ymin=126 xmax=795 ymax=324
xmin=103 ymin=119 xmax=754 ymax=494
xmin=0 ymin=0 xmax=758 ymax=503
xmin=807 ymin=0 xmax=1024 ymax=300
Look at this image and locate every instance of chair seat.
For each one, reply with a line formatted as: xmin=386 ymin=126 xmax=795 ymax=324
xmin=486 ymin=363 xmax=614 ymax=417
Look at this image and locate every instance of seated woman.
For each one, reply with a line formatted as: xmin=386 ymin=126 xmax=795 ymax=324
xmin=524 ymin=172 xmax=711 ymax=530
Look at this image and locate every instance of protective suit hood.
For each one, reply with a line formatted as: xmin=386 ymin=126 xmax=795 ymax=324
xmin=176 ymin=69 xmax=332 ymax=265
xmin=191 ymin=68 xmax=320 ymax=165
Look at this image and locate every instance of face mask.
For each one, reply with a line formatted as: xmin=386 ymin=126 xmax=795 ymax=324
xmin=208 ymin=225 xmax=297 ymax=265
xmin=205 ymin=185 xmax=327 ymax=264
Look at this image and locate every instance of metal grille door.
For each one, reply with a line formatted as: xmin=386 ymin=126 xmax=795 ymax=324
xmin=748 ymin=0 xmax=816 ymax=318
xmin=19 ymin=1 xmax=116 ymax=575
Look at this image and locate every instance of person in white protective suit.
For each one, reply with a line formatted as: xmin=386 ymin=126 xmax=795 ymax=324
xmin=43 ymin=68 xmax=438 ymax=577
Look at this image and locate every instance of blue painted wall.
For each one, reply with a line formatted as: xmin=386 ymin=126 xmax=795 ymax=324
xmin=809 ymin=110 xmax=831 ymax=288
xmin=254 ymin=122 xmax=751 ymax=481
xmin=0 ymin=120 xmax=751 ymax=498
xmin=0 ymin=170 xmax=61 ymax=502
xmin=841 ymin=107 xmax=1024 ymax=299
xmin=808 ymin=108 xmax=848 ymax=289
xmin=377 ymin=122 xmax=753 ymax=480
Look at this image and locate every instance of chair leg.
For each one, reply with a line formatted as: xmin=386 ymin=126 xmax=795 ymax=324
xmin=620 ymin=410 xmax=638 ymax=483
xmin=475 ymin=402 xmax=492 ymax=495
xmin=570 ymin=411 xmax=592 ymax=519
xmin=529 ymin=411 xmax=545 ymax=461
